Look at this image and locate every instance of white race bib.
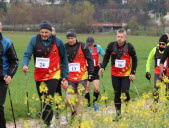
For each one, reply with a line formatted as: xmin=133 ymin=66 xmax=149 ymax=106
xmin=157 ymin=59 xmax=167 ymax=67
xmin=35 ymin=57 xmax=50 ymax=68
xmin=115 ymin=60 xmax=126 ymax=68
xmin=69 ymin=63 xmax=80 ymax=72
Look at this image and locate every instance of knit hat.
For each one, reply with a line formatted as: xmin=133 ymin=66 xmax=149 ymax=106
xmin=66 ymin=29 xmax=76 ymax=38
xmin=39 ymin=21 xmax=52 ymax=31
xmin=86 ymin=37 xmax=95 ymax=45
xmin=159 ymin=34 xmax=168 ymax=44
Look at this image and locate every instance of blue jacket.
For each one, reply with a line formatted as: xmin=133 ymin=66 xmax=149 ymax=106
xmin=22 ymin=34 xmax=69 ymax=78
xmin=0 ymin=33 xmax=18 ymax=78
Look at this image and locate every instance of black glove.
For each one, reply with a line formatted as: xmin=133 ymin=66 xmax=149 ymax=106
xmin=145 ymin=72 xmax=151 ymax=80
xmin=88 ymin=74 xmax=94 ymax=82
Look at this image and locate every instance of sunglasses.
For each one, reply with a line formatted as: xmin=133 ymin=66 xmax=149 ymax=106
xmin=159 ymin=43 xmax=166 ymax=46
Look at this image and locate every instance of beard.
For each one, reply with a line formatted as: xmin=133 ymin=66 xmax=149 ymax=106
xmin=159 ymin=47 xmax=165 ymax=51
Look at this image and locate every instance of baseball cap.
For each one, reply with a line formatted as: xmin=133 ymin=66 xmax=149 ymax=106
xmin=86 ymin=37 xmax=95 ymax=45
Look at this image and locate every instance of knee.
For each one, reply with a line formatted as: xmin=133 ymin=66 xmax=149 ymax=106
xmin=123 ymin=91 xmax=130 ymax=101
xmin=114 ymin=91 xmax=121 ymax=98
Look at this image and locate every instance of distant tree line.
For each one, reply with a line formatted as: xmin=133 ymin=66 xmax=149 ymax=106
xmin=0 ymin=0 xmax=168 ymax=34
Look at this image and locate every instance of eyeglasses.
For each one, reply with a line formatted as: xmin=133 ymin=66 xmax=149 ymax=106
xmin=159 ymin=43 xmax=166 ymax=46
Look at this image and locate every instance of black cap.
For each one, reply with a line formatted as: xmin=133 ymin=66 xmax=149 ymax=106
xmin=159 ymin=34 xmax=168 ymax=44
xmin=39 ymin=21 xmax=52 ymax=31
xmin=86 ymin=37 xmax=95 ymax=45
xmin=66 ymin=29 xmax=76 ymax=38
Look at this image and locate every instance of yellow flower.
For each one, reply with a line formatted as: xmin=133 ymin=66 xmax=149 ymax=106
xmin=163 ymin=76 xmax=169 ymax=83
xmin=39 ymin=82 xmax=48 ymax=93
xmin=24 ymin=120 xmax=30 ymax=128
xmin=103 ymin=117 xmax=112 ymax=123
xmin=121 ymin=93 xmax=127 ymax=100
xmin=67 ymin=88 xmax=75 ymax=93
xmin=100 ymin=95 xmax=108 ymax=101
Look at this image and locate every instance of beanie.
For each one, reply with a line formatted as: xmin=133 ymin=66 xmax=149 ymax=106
xmin=66 ymin=29 xmax=76 ymax=38
xmin=159 ymin=34 xmax=168 ymax=44
xmin=86 ymin=37 xmax=95 ymax=45
xmin=39 ymin=21 xmax=52 ymax=31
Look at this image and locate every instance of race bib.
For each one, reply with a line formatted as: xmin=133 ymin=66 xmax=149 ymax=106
xmin=115 ymin=60 xmax=126 ymax=68
xmin=157 ymin=59 xmax=167 ymax=67
xmin=69 ymin=63 xmax=80 ymax=72
xmin=35 ymin=57 xmax=50 ymax=68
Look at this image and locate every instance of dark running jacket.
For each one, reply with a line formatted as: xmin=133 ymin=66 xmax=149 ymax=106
xmin=0 ymin=33 xmax=19 ymax=79
xmin=101 ymin=41 xmax=137 ymax=75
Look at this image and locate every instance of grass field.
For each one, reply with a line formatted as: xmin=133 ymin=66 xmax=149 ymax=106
xmin=3 ymin=31 xmax=159 ymax=123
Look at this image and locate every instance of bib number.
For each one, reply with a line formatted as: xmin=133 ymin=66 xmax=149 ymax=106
xmin=69 ymin=63 xmax=80 ymax=72
xmin=35 ymin=57 xmax=50 ymax=68
xmin=115 ymin=60 xmax=126 ymax=68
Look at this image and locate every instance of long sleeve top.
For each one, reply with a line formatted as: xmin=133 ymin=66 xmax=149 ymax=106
xmin=0 ymin=33 xmax=19 ymax=78
xmin=65 ymin=41 xmax=94 ymax=75
xmin=160 ymin=46 xmax=169 ymax=64
xmin=22 ymin=34 xmax=69 ymax=78
xmin=101 ymin=41 xmax=137 ymax=75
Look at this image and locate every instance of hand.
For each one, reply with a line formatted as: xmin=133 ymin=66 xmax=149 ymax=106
xmin=22 ymin=66 xmax=29 ymax=74
xmin=129 ymin=74 xmax=135 ymax=82
xmin=88 ymin=75 xmax=94 ymax=82
xmin=98 ymin=68 xmax=104 ymax=76
xmin=4 ymin=76 xmax=12 ymax=85
xmin=61 ymin=80 xmax=68 ymax=90
xmin=145 ymin=72 xmax=151 ymax=80
xmin=159 ymin=73 xmax=163 ymax=79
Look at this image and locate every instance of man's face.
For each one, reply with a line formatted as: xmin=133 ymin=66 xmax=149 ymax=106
xmin=67 ymin=37 xmax=76 ymax=45
xmin=116 ymin=33 xmax=126 ymax=45
xmin=159 ymin=42 xmax=167 ymax=48
xmin=40 ymin=29 xmax=51 ymax=40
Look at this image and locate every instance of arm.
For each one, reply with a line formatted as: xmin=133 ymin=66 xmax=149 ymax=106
xmin=81 ymin=42 xmax=94 ymax=75
xmin=128 ymin=43 xmax=137 ymax=75
xmin=6 ymin=43 xmax=19 ymax=77
xmin=98 ymin=43 xmax=113 ymax=75
xmin=56 ymin=37 xmax=69 ymax=78
xmin=126 ymin=43 xmax=137 ymax=81
xmin=101 ymin=42 xmax=113 ymax=69
xmin=97 ymin=45 xmax=105 ymax=58
xmin=146 ymin=47 xmax=156 ymax=73
xmin=22 ymin=36 xmax=36 ymax=73
xmin=22 ymin=36 xmax=36 ymax=67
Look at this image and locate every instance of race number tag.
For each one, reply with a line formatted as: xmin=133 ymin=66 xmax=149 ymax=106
xmin=69 ymin=63 xmax=80 ymax=72
xmin=157 ymin=59 xmax=167 ymax=66
xmin=35 ymin=57 xmax=50 ymax=68
xmin=115 ymin=60 xmax=126 ymax=68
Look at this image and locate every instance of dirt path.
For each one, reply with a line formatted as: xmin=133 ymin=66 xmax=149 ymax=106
xmin=6 ymin=119 xmax=41 ymax=128
xmin=6 ymin=116 xmax=70 ymax=128
xmin=6 ymin=107 xmax=116 ymax=128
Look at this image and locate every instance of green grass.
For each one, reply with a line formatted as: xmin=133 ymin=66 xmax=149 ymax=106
xmin=3 ymin=31 xmax=159 ymax=122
